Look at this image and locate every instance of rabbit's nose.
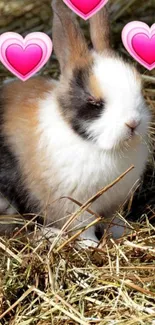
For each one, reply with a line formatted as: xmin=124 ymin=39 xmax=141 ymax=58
xmin=125 ymin=120 xmax=140 ymax=132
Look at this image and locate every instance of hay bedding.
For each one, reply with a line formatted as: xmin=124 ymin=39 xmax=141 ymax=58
xmin=0 ymin=0 xmax=155 ymax=324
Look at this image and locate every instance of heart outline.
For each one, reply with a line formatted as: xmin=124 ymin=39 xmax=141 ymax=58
xmin=122 ymin=22 xmax=155 ymax=71
xmin=0 ymin=32 xmax=53 ymax=81
xmin=63 ymin=0 xmax=108 ymax=20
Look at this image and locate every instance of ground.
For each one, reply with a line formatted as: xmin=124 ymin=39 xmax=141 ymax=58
xmin=0 ymin=1 xmax=155 ymax=324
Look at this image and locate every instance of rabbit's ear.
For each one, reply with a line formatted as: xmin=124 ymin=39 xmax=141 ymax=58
xmin=89 ymin=7 xmax=111 ymax=53
xmin=52 ymin=0 xmax=91 ymax=75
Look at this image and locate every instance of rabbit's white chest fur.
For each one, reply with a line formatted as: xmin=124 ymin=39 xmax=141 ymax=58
xmin=38 ymin=94 xmax=148 ymax=230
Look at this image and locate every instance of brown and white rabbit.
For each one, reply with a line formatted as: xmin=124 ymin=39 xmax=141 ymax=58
xmin=0 ymin=0 xmax=151 ymax=245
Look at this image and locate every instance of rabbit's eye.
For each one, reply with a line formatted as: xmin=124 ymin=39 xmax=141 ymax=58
xmin=87 ymin=97 xmax=104 ymax=109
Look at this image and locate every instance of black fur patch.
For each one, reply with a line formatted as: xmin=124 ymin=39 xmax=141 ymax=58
xmin=59 ymin=68 xmax=104 ymax=139
xmin=0 ymin=87 xmax=40 ymax=216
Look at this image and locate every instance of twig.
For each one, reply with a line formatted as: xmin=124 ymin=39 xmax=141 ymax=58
xmin=56 ymin=217 xmax=101 ymax=252
xmin=51 ymin=165 xmax=134 ymax=251
xmin=0 ymin=286 xmax=34 ymax=319
xmin=62 ymin=165 xmax=134 ymax=233
xmin=32 ymin=287 xmax=90 ymax=325
xmin=115 ymin=276 xmax=155 ymax=297
xmin=142 ymin=75 xmax=155 ymax=83
xmin=0 ymin=240 xmax=22 ymax=264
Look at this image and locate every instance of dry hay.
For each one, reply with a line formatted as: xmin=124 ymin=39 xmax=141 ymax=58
xmin=0 ymin=213 xmax=155 ymax=325
xmin=0 ymin=0 xmax=155 ymax=324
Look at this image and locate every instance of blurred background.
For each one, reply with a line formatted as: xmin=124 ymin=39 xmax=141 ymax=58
xmin=0 ymin=0 xmax=155 ymax=220
xmin=0 ymin=0 xmax=154 ymax=79
xmin=0 ymin=3 xmax=155 ymax=323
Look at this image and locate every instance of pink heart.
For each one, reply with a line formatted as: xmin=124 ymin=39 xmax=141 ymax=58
xmin=70 ymin=0 xmax=101 ymax=14
xmin=63 ymin=0 xmax=108 ymax=20
xmin=122 ymin=22 xmax=155 ymax=71
xmin=0 ymin=32 xmax=53 ymax=81
xmin=6 ymin=44 xmax=42 ymax=76
xmin=132 ymin=34 xmax=155 ymax=65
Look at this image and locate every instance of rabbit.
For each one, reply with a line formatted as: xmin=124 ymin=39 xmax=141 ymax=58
xmin=0 ymin=0 xmax=151 ymax=245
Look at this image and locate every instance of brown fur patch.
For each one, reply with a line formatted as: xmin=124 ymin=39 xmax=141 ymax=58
xmin=3 ymin=77 xmax=55 ymax=130
xmin=4 ymin=76 xmax=54 ymax=103
xmin=90 ymin=8 xmax=111 ymax=53
xmin=52 ymin=0 xmax=92 ymax=74
xmin=89 ymin=74 xmax=103 ymax=100
xmin=2 ymin=77 xmax=57 ymax=213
